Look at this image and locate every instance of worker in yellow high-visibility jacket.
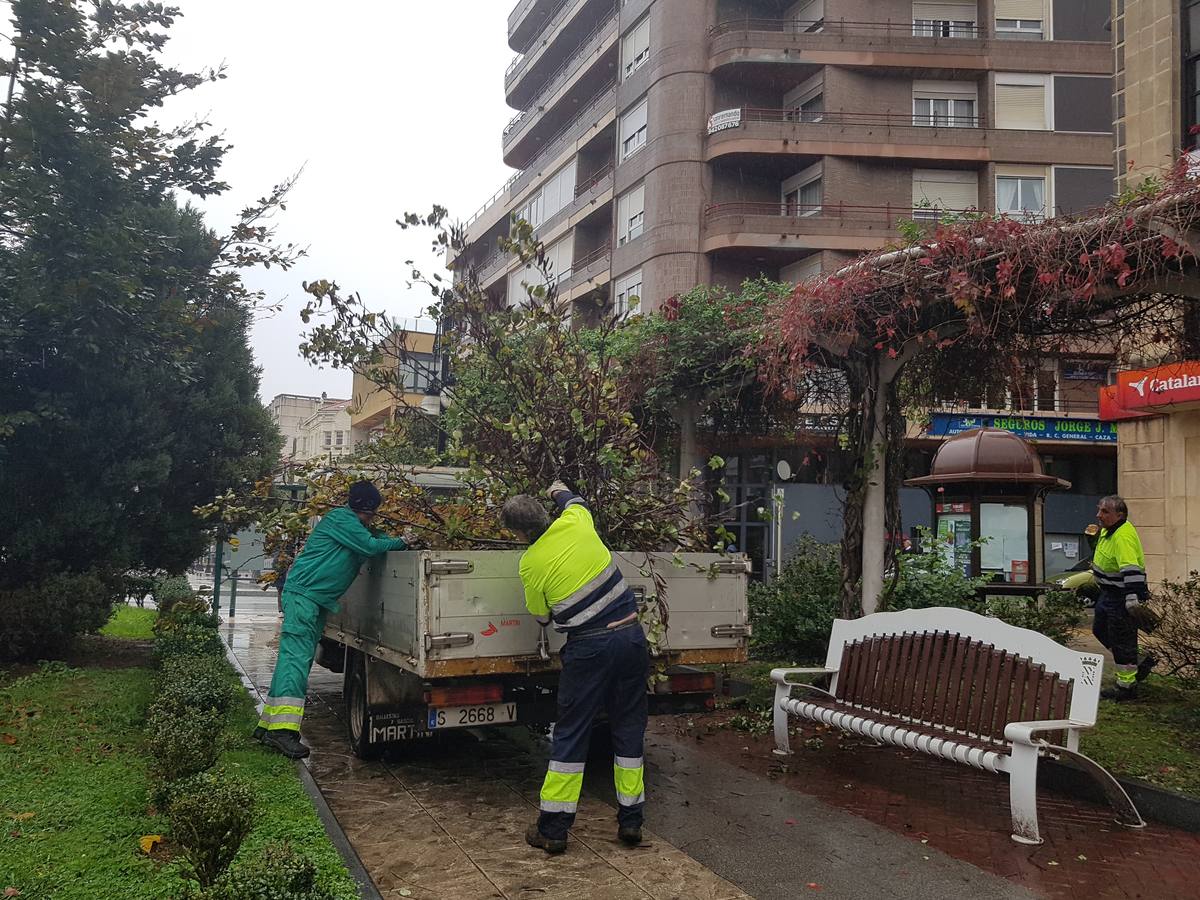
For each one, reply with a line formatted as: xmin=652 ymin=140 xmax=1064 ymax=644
xmin=1090 ymin=495 xmax=1156 ymax=701
xmin=501 ymin=481 xmax=647 ymax=855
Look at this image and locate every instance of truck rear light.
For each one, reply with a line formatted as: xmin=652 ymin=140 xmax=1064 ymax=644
xmin=427 ymin=684 xmax=504 ymax=706
xmin=664 ymin=672 xmax=716 ymax=694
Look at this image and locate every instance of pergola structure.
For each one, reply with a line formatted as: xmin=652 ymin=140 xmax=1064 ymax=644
xmin=759 ymin=163 xmax=1200 ymax=616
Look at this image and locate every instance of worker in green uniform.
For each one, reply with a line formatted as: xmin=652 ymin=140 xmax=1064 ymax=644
xmin=256 ymin=481 xmax=407 ymax=758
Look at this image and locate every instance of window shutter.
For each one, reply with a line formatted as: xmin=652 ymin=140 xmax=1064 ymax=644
xmin=994 ymin=0 xmax=1043 ymax=19
xmin=913 ymin=79 xmax=978 ymax=99
xmin=994 ymin=83 xmax=1046 ymax=129
xmin=912 ymin=2 xmax=977 ymax=21
xmin=913 ymin=169 xmax=979 ymax=210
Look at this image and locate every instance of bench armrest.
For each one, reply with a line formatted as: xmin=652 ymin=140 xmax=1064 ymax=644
xmin=1005 ymin=719 xmax=1091 ymax=745
xmin=770 ymin=667 xmax=833 ymax=686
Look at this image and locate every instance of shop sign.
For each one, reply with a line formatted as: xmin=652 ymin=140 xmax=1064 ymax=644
xmin=927 ymin=413 xmax=1117 ymax=443
xmin=707 ymin=108 xmax=743 ymax=134
xmin=1108 ymin=361 xmax=1200 ymax=416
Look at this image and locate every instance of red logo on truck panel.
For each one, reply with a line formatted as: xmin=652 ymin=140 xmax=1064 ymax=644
xmin=480 ymin=622 xmax=497 ymax=636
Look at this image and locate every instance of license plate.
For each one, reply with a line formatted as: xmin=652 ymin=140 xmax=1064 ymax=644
xmin=427 ymin=702 xmax=517 ymax=729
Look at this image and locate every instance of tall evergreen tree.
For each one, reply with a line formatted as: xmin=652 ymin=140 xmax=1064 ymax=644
xmin=0 ymin=1 xmax=289 ymax=656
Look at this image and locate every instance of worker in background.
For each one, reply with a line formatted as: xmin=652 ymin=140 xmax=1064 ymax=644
xmin=501 ymin=481 xmax=647 ymax=855
xmin=1090 ymin=495 xmax=1156 ymax=701
xmin=256 ymin=481 xmax=407 ymax=758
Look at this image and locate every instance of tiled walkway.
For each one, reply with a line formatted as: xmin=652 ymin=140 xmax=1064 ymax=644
xmin=225 ymin=611 xmax=1180 ymax=899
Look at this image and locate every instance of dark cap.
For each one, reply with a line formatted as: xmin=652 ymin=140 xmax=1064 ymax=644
xmin=347 ymin=480 xmax=383 ymax=512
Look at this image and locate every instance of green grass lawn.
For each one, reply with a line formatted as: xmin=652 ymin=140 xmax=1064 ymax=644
xmin=716 ymin=660 xmax=1200 ymax=797
xmin=0 ymin=659 xmax=358 ymax=899
xmin=99 ymin=605 xmax=158 ymax=640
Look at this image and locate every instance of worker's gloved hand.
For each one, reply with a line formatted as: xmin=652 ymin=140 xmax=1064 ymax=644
xmin=1125 ymin=596 xmax=1161 ymax=632
xmin=548 ymin=479 xmax=570 ymax=497
xmin=534 ymin=615 xmax=552 ymax=627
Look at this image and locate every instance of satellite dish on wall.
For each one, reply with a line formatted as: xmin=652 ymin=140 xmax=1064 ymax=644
xmin=776 ymin=460 xmax=792 ymax=482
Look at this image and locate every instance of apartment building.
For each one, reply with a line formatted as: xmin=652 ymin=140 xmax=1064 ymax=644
xmin=457 ymin=0 xmax=1118 ymax=577
xmin=295 ymin=399 xmax=354 ymax=462
xmin=457 ymin=0 xmax=1113 ymax=315
xmin=348 ymin=326 xmax=442 ymax=447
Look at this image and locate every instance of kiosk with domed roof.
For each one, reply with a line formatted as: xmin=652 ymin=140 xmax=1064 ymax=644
xmin=906 ymin=428 xmax=1070 ymax=596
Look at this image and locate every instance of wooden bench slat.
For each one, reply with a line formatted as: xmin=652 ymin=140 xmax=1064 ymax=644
xmin=990 ymin=650 xmax=1018 ymax=740
xmin=851 ymin=636 xmax=876 ymax=705
xmin=836 ymin=639 xmax=859 ymax=701
xmin=963 ymin=641 xmax=994 ymax=735
xmin=1006 ymin=654 xmax=1031 ymax=734
xmin=955 ymin=639 xmax=984 ymax=732
xmin=918 ymin=631 xmax=948 ymax=722
xmin=909 ymin=630 xmax=938 ymax=720
xmin=890 ymin=633 xmax=918 ymax=715
xmin=938 ymin=635 xmax=970 ymax=725
xmin=1021 ymin=661 xmax=1045 ymax=723
xmin=871 ymin=636 xmax=897 ymax=711
xmin=973 ymin=645 xmax=1005 ymax=738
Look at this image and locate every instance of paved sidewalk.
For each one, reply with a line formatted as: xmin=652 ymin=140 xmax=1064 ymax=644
xmin=221 ymin=612 xmax=1046 ymax=899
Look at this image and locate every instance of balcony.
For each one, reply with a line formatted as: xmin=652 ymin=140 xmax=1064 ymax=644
xmin=506 ymin=0 xmax=615 ymax=109
xmin=708 ymin=18 xmax=1110 ymax=77
xmin=705 ymin=109 xmax=1112 ymax=167
xmin=564 ymin=242 xmax=612 ymax=294
xmin=505 ymin=78 xmax=617 ymax=177
xmin=503 ymin=31 xmax=617 ymax=168
xmin=702 ymin=201 xmax=955 ymax=254
xmin=509 ymin=0 xmax=567 ymax=53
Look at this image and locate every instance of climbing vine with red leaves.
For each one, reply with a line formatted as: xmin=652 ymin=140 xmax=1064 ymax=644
xmin=756 ymin=159 xmax=1200 ymax=616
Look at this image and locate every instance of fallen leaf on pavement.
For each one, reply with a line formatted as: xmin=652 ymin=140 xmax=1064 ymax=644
xmin=785 ymin=819 xmax=797 ymax=825
xmin=139 ymin=835 xmax=163 ymax=854
xmin=806 ymin=883 xmax=821 ymax=891
xmin=1077 ymin=855 xmax=1087 ymax=861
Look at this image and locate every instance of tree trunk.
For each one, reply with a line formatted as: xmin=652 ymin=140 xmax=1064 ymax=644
xmin=860 ymin=357 xmax=903 ymax=614
xmin=673 ymin=399 xmax=705 ymax=522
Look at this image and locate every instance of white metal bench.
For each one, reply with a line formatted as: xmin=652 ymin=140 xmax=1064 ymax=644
xmin=771 ymin=607 xmax=1144 ymax=844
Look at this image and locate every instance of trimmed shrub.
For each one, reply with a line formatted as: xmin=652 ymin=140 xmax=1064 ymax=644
xmin=0 ymin=572 xmax=120 ymax=662
xmin=154 ymin=622 xmax=226 ymax=662
xmin=147 ymin=704 xmax=224 ymax=784
xmin=168 ymin=769 xmax=258 ymax=887
xmin=986 ymin=590 xmax=1084 ymax=647
xmin=748 ymin=536 xmax=841 ymax=662
xmin=156 ymin=575 xmax=197 ymax=614
xmin=155 ymin=655 xmax=236 ymax=716
xmin=198 ymin=842 xmax=338 ymax=900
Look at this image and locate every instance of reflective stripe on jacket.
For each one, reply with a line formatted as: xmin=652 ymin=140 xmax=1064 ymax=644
xmin=1091 ymin=518 xmax=1148 ymax=601
xmin=518 ymin=492 xmax=636 ymax=633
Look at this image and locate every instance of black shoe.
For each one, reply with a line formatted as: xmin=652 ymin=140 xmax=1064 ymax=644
xmin=1136 ymin=654 xmax=1157 ymax=683
xmin=618 ymin=825 xmax=643 ymax=846
xmin=252 ymin=726 xmax=266 ymax=742
xmin=524 ymin=824 xmax=566 ymax=854
xmin=1101 ymin=685 xmax=1138 ymax=702
xmin=260 ymin=729 xmax=311 ymax=758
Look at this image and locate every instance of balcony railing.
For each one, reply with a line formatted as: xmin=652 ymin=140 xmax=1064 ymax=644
xmin=467 ymin=83 xmax=616 ymax=233
xmin=708 ymin=18 xmax=983 ymax=40
xmin=705 ymin=201 xmax=974 ymax=226
xmin=734 ymin=107 xmax=982 ymax=129
xmin=504 ymin=9 xmax=618 ymax=142
xmin=575 ymin=161 xmax=614 ymax=198
xmin=506 ymin=0 xmax=581 ymax=84
xmin=933 ymin=397 xmax=1102 ymax=416
xmin=572 ymin=242 xmax=612 ymax=271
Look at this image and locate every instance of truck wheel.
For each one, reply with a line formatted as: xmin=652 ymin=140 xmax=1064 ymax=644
xmin=345 ymin=651 xmax=381 ymax=760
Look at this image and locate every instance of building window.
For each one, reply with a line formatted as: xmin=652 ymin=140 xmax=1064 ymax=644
xmin=784 ymin=73 xmax=824 ymax=123
xmin=996 ymin=175 xmax=1046 ymax=218
xmin=913 ymin=96 xmax=977 ymax=127
xmin=617 ymin=184 xmax=645 ymax=245
xmin=323 ymin=431 xmax=332 ymax=448
xmin=781 ymin=163 xmax=823 ymax=216
xmin=913 ymin=18 xmax=975 ymax=37
xmin=995 ymin=18 xmax=1043 ymax=39
xmin=791 ymin=0 xmax=825 ymax=31
xmin=619 ymin=98 xmax=648 ymax=161
xmin=399 ymin=353 xmax=435 ymax=393
xmin=994 ymin=79 xmax=1049 ymax=130
xmin=622 ymin=15 xmax=650 ymax=79
xmin=545 ymin=237 xmax=574 ymax=285
xmin=912 ymin=169 xmax=979 ymax=218
xmin=614 ymin=269 xmax=642 ymax=317
xmin=1186 ymin=0 xmax=1200 ymax=149
xmin=335 ymin=430 xmax=345 ymax=447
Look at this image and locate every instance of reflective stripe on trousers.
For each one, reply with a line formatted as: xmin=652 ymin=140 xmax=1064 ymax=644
xmin=614 ymin=755 xmax=645 ymax=807
xmin=257 ymin=696 xmax=305 ymax=732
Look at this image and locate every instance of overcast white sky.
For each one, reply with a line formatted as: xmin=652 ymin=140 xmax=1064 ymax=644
xmin=158 ymin=1 xmax=518 ymax=400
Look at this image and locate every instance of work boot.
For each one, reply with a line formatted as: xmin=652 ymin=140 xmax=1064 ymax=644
xmin=252 ymin=726 xmax=266 ymax=742
xmin=1101 ymin=685 xmax=1138 ymax=702
xmin=1136 ymin=654 xmax=1158 ymax=683
xmin=618 ymin=825 xmax=643 ymax=846
xmin=524 ymin=824 xmax=567 ymax=855
xmin=260 ymin=729 xmax=311 ymax=759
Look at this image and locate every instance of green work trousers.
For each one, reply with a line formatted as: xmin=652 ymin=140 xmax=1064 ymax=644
xmin=257 ymin=591 xmax=328 ymax=733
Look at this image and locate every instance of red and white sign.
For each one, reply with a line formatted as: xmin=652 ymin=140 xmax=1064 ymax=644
xmin=1099 ymin=362 xmax=1200 ymax=421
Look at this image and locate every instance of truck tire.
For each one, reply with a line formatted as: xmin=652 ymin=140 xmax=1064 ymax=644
xmin=344 ymin=651 xmax=382 ymax=760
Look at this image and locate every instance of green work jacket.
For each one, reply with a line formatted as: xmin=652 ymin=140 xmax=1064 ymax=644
xmin=284 ymin=507 xmax=406 ymax=611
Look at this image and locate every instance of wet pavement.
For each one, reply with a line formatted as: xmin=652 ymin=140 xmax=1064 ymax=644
xmin=221 ymin=610 xmax=1042 ymax=899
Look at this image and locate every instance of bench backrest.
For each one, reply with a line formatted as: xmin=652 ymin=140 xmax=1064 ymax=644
xmin=824 ymin=608 xmax=1104 ymax=739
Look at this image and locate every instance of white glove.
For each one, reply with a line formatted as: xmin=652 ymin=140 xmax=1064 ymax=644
xmin=1125 ymin=594 xmax=1140 ymax=610
xmin=548 ymin=480 xmax=570 ymax=496
xmin=534 ymin=615 xmax=552 ymax=627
